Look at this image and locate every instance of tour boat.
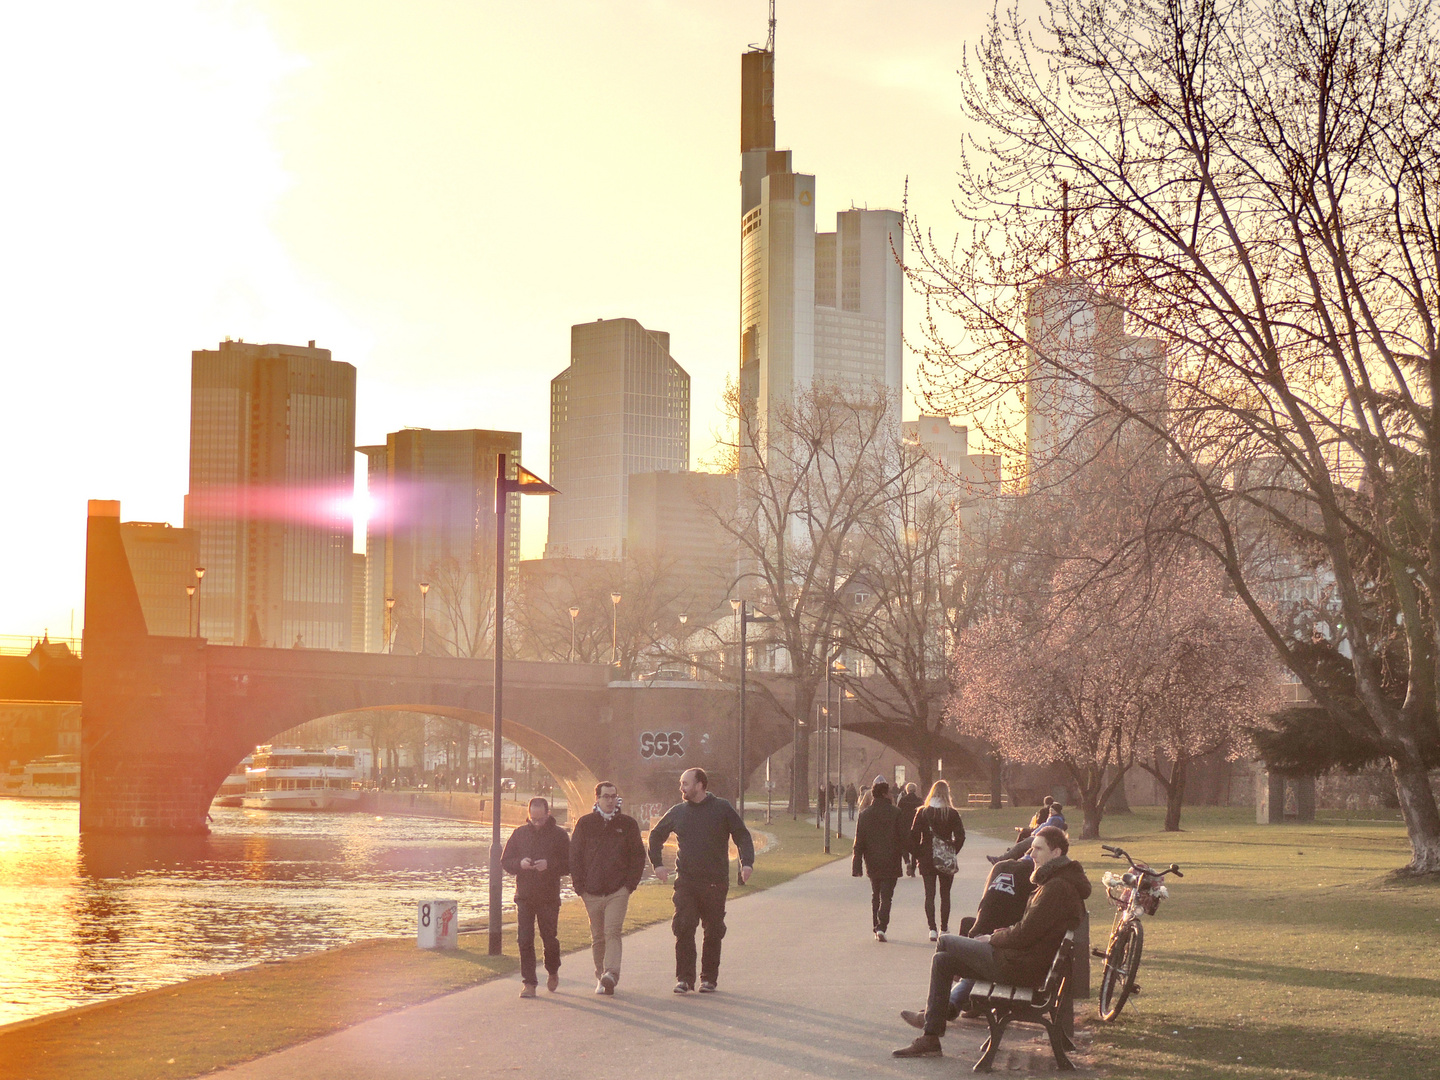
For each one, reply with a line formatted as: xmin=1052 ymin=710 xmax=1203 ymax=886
xmin=242 ymin=746 xmax=362 ymax=811
xmin=212 ymin=755 xmax=252 ymax=807
xmin=0 ymin=755 xmax=81 ymax=799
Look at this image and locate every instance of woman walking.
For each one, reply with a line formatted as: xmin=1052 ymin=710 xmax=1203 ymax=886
xmin=909 ymin=779 xmax=966 ymax=942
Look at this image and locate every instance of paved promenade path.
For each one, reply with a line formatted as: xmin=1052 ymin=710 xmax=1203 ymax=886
xmin=214 ymin=828 xmax=1080 ymax=1078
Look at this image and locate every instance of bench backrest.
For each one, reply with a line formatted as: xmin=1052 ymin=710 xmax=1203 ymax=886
xmin=1040 ymin=929 xmax=1076 ymax=999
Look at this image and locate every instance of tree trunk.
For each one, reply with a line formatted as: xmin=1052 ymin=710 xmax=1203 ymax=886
xmin=1105 ymin=766 xmax=1132 ymax=814
xmin=1163 ymin=756 xmax=1188 ymax=832
xmin=989 ymin=752 xmax=1005 ymax=810
xmin=1076 ymin=765 xmax=1105 ymax=839
xmin=1390 ymin=753 xmax=1440 ymax=874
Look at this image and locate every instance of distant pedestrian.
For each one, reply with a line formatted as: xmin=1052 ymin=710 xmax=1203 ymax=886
xmin=570 ymin=781 xmax=648 ymax=995
xmin=851 ymin=780 xmax=906 ymax=941
xmin=896 ymin=783 xmax=923 ymax=877
xmin=649 ymin=767 xmax=755 ymax=994
xmin=846 ymin=782 xmax=859 ymax=821
xmin=909 ymin=780 xmax=966 ymax=941
xmin=500 ymin=796 xmax=571 ymax=997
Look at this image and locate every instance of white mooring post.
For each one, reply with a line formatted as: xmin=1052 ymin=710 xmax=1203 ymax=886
xmin=417 ymin=899 xmax=459 ymax=949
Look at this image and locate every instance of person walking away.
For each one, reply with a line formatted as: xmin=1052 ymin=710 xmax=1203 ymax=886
xmin=500 ymin=797 xmax=571 ymax=997
xmin=894 ymin=826 xmax=1090 ymax=1057
xmin=850 ymin=780 xmax=906 ymax=941
xmin=845 ymin=782 xmax=859 ymax=821
xmin=910 ymin=780 xmax=966 ymax=941
xmin=896 ymin=783 xmax=923 ymax=877
xmin=649 ymin=767 xmax=755 ymax=994
xmin=569 ymin=780 xmax=647 ymax=995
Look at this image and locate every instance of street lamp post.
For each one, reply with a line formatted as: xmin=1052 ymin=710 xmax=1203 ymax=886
xmin=832 ymin=658 xmax=848 ymax=839
xmin=731 ymin=599 xmax=774 ymax=827
xmin=487 ymin=453 xmax=558 ymax=957
xmin=193 ymin=567 xmax=206 ymax=638
xmin=568 ymin=606 xmax=579 ymax=662
xmin=385 ymin=597 xmax=396 ymax=654
xmin=677 ymin=612 xmax=688 ymax=677
xmin=186 ymin=584 xmax=196 ymax=637
xmin=610 ymin=592 xmax=621 ymax=669
xmin=418 ymin=580 xmax=430 ymax=655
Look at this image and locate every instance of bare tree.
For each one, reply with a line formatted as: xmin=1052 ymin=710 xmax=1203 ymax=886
xmin=911 ymin=0 xmax=1440 ymax=872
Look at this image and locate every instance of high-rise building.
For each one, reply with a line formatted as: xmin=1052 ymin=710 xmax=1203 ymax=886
xmin=364 ymin=428 xmax=522 ymax=656
xmin=625 ymin=470 xmax=737 ymax=617
xmin=902 ymin=417 xmax=1003 ymax=532
xmin=739 ymin=29 xmax=903 ymax=433
xmin=119 ymin=521 xmax=199 ymax=637
xmin=546 ymin=319 xmax=690 ymax=560
xmin=186 ymin=339 xmax=356 ymax=648
xmin=1024 ymin=280 xmax=1166 ymax=482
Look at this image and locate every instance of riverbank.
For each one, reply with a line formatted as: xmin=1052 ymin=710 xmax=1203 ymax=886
xmin=0 ymin=814 xmax=838 ymax=1080
xmin=356 ymin=789 xmax=556 ymax=825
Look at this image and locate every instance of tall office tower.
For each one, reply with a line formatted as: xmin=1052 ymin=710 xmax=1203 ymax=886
xmin=1023 ymin=280 xmax=1166 ymax=482
xmin=119 ymin=521 xmax=199 ymax=637
xmin=365 ymin=428 xmax=523 ymax=657
xmin=901 ymin=417 xmax=1003 ymax=532
xmin=350 ymin=552 xmax=367 ymax=653
xmin=546 ymin=319 xmax=690 ymax=560
xmin=739 ymin=28 xmax=903 ymax=435
xmin=186 ymin=340 xmax=356 ymax=648
xmin=625 ymin=470 xmax=737 ymax=617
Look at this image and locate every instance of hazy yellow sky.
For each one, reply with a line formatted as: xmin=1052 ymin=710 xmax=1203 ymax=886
xmin=2 ymin=0 xmax=989 ymax=639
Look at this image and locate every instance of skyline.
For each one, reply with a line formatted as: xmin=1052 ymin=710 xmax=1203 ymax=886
xmin=2 ymin=1 xmax=991 ymax=639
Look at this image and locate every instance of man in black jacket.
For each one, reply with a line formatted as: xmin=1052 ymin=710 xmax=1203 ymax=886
xmin=570 ymin=780 xmax=648 ymax=995
xmin=500 ymin=797 xmax=571 ymax=998
xmin=851 ymin=780 xmax=906 ymax=941
xmin=648 ymin=767 xmax=755 ymax=994
xmin=896 ymin=782 xmax=923 ymax=876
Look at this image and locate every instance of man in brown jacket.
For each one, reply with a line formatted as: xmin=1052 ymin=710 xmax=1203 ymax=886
xmin=893 ymin=825 xmax=1090 ymax=1058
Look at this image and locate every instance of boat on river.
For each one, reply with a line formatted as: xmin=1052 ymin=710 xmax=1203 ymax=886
xmin=0 ymin=756 xmax=80 ymax=799
xmin=213 ymin=755 xmax=252 ymax=807
xmin=242 ymin=746 xmax=361 ymax=811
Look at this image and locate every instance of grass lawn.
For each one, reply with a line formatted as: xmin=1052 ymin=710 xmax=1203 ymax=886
xmin=0 ymin=814 xmax=843 ymax=1080
xmin=964 ymin=804 xmax=1439 ymax=1080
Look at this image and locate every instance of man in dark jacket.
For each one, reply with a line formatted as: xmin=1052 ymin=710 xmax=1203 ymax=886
xmin=896 ymin=783 xmax=923 ymax=876
xmin=500 ymin=797 xmax=571 ymax=998
xmin=649 ymin=767 xmax=755 ymax=994
xmin=894 ymin=826 xmax=1091 ymax=1058
xmin=850 ymin=780 xmax=906 ymax=941
xmin=570 ymin=780 xmax=648 ymax=995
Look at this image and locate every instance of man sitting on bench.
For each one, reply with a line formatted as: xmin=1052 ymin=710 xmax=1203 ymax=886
xmin=893 ymin=825 xmax=1091 ymax=1059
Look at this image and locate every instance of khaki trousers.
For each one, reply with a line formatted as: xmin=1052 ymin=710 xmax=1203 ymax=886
xmin=581 ymin=888 xmax=631 ymax=979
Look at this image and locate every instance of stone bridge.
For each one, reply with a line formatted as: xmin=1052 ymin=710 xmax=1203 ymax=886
xmin=79 ymin=501 xmax=990 ymax=832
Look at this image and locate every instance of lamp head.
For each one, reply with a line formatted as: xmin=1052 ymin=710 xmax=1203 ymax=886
xmin=610 ymin=592 xmax=621 ymax=605
xmin=678 ymin=613 xmax=688 ymax=626
xmin=195 ymin=566 xmax=206 ymax=582
xmin=186 ymin=585 xmax=196 ymax=597
xmin=419 ymin=581 xmax=430 ymax=596
xmin=385 ymin=596 xmax=396 ymax=611
xmin=569 ymin=606 xmax=579 ymax=619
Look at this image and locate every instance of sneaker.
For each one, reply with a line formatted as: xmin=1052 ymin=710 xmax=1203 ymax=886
xmin=893 ymin=1034 xmax=943 ymax=1058
xmin=600 ymin=971 xmax=617 ymax=995
xmin=875 ymin=930 xmax=887 ymax=942
xmin=928 ymin=929 xmax=938 ymax=942
xmin=959 ymin=1008 xmax=986 ymax=1020
xmin=546 ymin=972 xmax=559 ymax=993
xmin=674 ymin=980 xmax=693 ymax=994
xmin=594 ymin=980 xmax=606 ymax=994
xmin=900 ymin=1009 xmax=926 ymax=1030
xmin=699 ymin=980 xmax=717 ymax=993
xmin=519 ymin=984 xmax=537 ymax=999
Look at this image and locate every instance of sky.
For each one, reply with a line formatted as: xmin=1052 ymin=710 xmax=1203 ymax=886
xmin=0 ymin=0 xmax=993 ymax=641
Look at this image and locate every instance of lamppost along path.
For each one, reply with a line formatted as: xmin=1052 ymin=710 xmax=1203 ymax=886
xmin=731 ymin=598 xmax=774 ymax=837
xmin=488 ymin=453 xmax=558 ymax=956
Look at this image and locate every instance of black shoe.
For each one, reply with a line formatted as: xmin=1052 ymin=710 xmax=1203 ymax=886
xmin=893 ymin=1034 xmax=942 ymax=1058
xmin=674 ymin=980 xmax=693 ymax=994
xmin=699 ymin=980 xmax=717 ymax=993
xmin=900 ymin=1009 xmax=926 ymax=1030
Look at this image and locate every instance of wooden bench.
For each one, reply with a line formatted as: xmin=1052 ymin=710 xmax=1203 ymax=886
xmin=963 ymin=929 xmax=1077 ymax=1072
xmin=966 ymin=792 xmax=1008 ymax=807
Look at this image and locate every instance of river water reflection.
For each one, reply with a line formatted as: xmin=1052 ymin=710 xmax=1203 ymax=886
xmin=0 ymin=799 xmax=532 ymax=1026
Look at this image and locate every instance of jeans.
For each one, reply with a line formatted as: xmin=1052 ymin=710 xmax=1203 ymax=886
xmin=516 ymin=899 xmax=560 ymax=986
xmin=922 ymin=869 xmax=955 ymax=932
xmin=925 ymin=936 xmax=1001 ymax=1037
xmin=869 ymin=875 xmax=898 ymax=932
xmin=582 ymin=888 xmax=631 ymax=980
xmin=949 ymin=976 xmax=976 ymax=1012
xmin=672 ymin=878 xmax=728 ymax=985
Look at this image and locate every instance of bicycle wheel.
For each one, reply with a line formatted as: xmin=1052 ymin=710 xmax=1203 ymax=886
xmin=1097 ymin=920 xmax=1144 ymax=1021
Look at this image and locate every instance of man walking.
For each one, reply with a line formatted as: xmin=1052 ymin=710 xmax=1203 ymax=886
xmin=850 ymin=779 xmax=905 ymax=941
xmin=896 ymin=782 xmax=923 ymax=877
xmin=649 ymin=767 xmax=755 ymax=994
xmin=500 ymin=796 xmax=571 ymax=998
xmin=569 ymin=780 xmax=647 ymax=995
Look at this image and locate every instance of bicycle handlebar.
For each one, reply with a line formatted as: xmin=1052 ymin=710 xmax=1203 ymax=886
xmin=1100 ymin=844 xmax=1183 ymax=878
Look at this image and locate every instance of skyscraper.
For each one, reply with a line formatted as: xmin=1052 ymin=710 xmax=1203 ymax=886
xmin=364 ymin=428 xmax=523 ymax=656
xmin=546 ymin=319 xmax=690 ymax=560
xmin=739 ymin=25 xmax=903 ymax=433
xmin=119 ymin=521 xmax=198 ymax=637
xmin=186 ymin=339 xmax=356 ymax=648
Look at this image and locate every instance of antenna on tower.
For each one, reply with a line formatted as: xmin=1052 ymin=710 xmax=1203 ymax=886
xmin=767 ymin=0 xmax=776 ymax=52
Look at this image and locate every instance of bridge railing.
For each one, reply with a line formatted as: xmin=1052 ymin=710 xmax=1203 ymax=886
xmin=0 ymin=635 xmax=83 ymax=658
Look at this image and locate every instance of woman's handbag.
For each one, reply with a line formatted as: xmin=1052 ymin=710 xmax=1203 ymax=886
xmin=931 ymin=829 xmax=959 ymax=876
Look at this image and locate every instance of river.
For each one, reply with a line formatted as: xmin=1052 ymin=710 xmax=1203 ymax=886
xmin=0 ymin=798 xmax=531 ymax=1026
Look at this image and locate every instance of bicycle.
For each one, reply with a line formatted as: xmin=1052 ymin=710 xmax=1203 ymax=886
xmin=1093 ymin=844 xmax=1183 ymax=1021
